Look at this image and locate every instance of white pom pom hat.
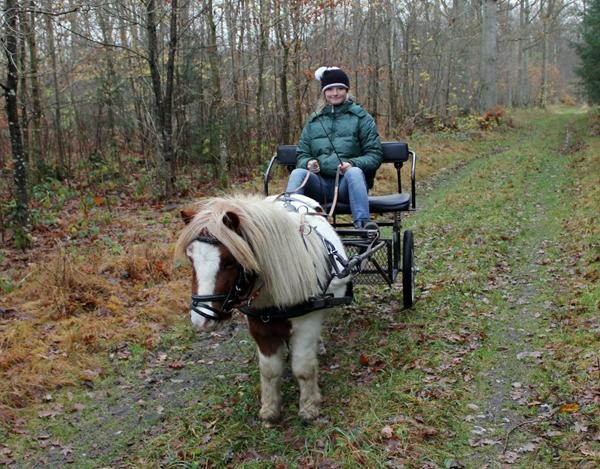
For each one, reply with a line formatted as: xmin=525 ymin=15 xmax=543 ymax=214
xmin=314 ymin=66 xmax=350 ymax=92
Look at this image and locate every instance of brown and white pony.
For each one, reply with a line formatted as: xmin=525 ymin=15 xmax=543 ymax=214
xmin=175 ymin=194 xmax=351 ymax=422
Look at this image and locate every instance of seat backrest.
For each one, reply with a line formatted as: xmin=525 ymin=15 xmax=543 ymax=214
xmin=276 ymin=141 xmax=409 ymax=165
xmin=381 ymin=142 xmax=409 ymax=163
xmin=276 ymin=145 xmax=299 ymax=166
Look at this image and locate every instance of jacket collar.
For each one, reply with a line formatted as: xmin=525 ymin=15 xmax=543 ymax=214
xmin=322 ymin=99 xmax=353 ymax=115
xmin=310 ymin=100 xmax=355 ymax=121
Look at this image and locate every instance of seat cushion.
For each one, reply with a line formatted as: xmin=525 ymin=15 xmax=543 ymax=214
xmin=326 ymin=193 xmax=411 ymax=214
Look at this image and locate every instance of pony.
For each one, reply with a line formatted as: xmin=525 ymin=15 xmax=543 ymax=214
xmin=175 ymin=193 xmax=352 ymax=422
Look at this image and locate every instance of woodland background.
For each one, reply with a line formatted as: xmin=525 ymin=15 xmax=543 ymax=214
xmin=0 ymin=0 xmax=588 ymax=247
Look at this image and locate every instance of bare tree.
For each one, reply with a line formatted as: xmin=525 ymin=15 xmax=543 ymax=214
xmin=145 ymin=0 xmax=178 ymax=198
xmin=43 ymin=1 xmax=67 ymax=179
xmin=480 ymin=0 xmax=498 ymax=111
xmin=2 ymin=0 xmax=30 ymax=248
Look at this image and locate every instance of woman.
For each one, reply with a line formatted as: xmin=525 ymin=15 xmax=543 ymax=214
xmin=286 ymin=66 xmax=383 ymax=229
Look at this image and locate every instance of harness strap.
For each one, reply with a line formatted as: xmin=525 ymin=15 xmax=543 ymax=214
xmin=190 ymin=301 xmax=223 ymax=320
xmin=238 ymin=294 xmax=354 ymax=322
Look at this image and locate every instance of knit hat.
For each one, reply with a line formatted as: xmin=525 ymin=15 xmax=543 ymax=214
xmin=315 ymin=66 xmax=350 ymax=92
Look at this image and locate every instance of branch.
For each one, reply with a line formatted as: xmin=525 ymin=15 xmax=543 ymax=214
xmin=22 ymin=7 xmax=81 ymax=17
xmin=51 ymin=19 xmax=149 ymax=61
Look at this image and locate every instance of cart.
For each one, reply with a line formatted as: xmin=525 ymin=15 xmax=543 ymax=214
xmin=264 ymin=142 xmax=417 ymax=308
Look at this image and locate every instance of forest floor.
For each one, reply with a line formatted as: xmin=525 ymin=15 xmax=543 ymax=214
xmin=0 ymin=107 xmax=598 ymax=468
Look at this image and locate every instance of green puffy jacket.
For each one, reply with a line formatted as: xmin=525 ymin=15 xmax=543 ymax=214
xmin=296 ymin=100 xmax=383 ymax=188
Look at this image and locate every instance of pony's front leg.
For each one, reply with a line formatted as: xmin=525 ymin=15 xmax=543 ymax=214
xmin=257 ymin=346 xmax=285 ymax=422
xmin=290 ymin=313 xmax=323 ymax=421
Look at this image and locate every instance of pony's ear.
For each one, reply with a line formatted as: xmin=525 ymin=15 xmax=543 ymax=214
xmin=223 ymin=211 xmax=240 ymax=231
xmin=180 ymin=209 xmax=197 ymax=224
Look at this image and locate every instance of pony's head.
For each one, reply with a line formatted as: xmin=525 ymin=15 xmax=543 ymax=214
xmin=175 ymin=195 xmax=330 ymax=331
xmin=175 ymin=202 xmax=258 ymax=331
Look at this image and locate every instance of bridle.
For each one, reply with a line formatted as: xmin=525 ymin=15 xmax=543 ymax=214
xmin=189 ymin=236 xmax=257 ymax=322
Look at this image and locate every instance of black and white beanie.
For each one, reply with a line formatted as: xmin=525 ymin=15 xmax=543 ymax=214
xmin=315 ymin=66 xmax=350 ymax=92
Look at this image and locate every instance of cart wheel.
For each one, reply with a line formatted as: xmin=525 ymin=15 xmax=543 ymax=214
xmin=402 ymin=230 xmax=415 ymax=309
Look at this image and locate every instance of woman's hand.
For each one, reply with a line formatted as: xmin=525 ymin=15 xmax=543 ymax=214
xmin=307 ymin=159 xmax=320 ymax=173
xmin=339 ymin=161 xmax=352 ymax=174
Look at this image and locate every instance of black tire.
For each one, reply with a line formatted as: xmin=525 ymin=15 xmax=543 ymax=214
xmin=402 ymin=230 xmax=415 ymax=309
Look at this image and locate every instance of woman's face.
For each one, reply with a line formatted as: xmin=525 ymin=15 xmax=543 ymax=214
xmin=324 ymin=86 xmax=348 ymax=106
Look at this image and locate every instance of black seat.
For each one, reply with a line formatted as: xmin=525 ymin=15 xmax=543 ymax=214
xmin=327 ymin=193 xmax=411 ymax=215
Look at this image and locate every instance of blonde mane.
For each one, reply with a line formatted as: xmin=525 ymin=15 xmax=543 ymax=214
xmin=175 ymin=194 xmax=331 ymax=308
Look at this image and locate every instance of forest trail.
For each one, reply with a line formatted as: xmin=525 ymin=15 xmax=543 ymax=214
xmin=2 ymin=108 xmax=598 ymax=468
xmin=412 ymin=108 xmax=598 ymax=467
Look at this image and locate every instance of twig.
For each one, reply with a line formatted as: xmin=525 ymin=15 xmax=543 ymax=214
xmin=503 ymin=409 xmax=558 ymax=453
xmin=503 ymin=419 xmax=533 ymax=453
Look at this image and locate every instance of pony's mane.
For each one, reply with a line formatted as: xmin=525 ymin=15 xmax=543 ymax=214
xmin=175 ymin=194 xmax=330 ymax=308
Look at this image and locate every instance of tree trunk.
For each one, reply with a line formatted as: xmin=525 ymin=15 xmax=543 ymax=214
xmin=385 ymin=11 xmax=398 ymax=131
xmin=18 ymin=7 xmax=30 ymax=168
xmin=117 ymin=4 xmax=145 ymax=156
xmin=97 ymin=8 xmax=117 ymax=153
xmin=164 ymin=0 xmax=178 ymax=189
xmin=480 ymin=0 xmax=498 ymax=111
xmin=539 ymin=0 xmax=555 ymax=108
xmin=25 ymin=0 xmax=45 ymax=176
xmin=145 ymin=0 xmax=176 ymax=198
xmin=255 ymin=0 xmax=268 ymax=162
xmin=43 ymin=1 xmax=67 ymax=179
xmin=206 ymin=0 xmax=227 ymax=186
xmin=275 ymin=0 xmax=290 ymax=144
xmin=3 ymin=0 xmax=30 ymax=248
xmin=517 ymin=0 xmax=531 ymax=106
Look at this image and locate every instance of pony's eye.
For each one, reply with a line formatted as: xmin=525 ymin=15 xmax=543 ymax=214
xmin=222 ymin=259 xmax=237 ymax=269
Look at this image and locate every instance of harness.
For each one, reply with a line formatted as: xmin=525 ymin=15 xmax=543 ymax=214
xmin=189 ymin=236 xmax=257 ymax=322
xmin=188 ymin=197 xmax=385 ymax=323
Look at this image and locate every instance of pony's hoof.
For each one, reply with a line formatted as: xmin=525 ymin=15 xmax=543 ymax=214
xmin=259 ymin=407 xmax=281 ymax=423
xmin=298 ymin=406 xmax=320 ymax=422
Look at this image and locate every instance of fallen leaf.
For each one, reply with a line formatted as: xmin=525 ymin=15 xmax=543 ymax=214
xmin=574 ymin=422 xmax=588 ymax=433
xmin=70 ymin=403 xmax=86 ymax=413
xmin=168 ymin=359 xmax=185 ymax=369
xmin=38 ymin=405 xmax=64 ymax=419
xmin=501 ymin=451 xmax=520 ymax=463
xmin=381 ymin=425 xmax=394 ymax=439
xmin=516 ymin=351 xmax=543 ymax=360
xmin=518 ymin=442 xmax=538 ymax=453
xmin=559 ymin=402 xmax=580 ymax=413
xmin=580 ymin=445 xmax=600 ymax=457
xmin=359 ymin=352 xmax=369 ymax=366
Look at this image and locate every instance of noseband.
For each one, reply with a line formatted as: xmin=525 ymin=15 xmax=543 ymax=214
xmin=189 ymin=236 xmax=256 ymax=322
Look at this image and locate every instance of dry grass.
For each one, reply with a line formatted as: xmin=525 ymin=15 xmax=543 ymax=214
xmin=0 ymin=241 xmax=189 ymax=414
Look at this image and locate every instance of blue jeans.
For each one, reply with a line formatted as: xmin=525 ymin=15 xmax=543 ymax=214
xmin=285 ymin=167 xmax=370 ymax=224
